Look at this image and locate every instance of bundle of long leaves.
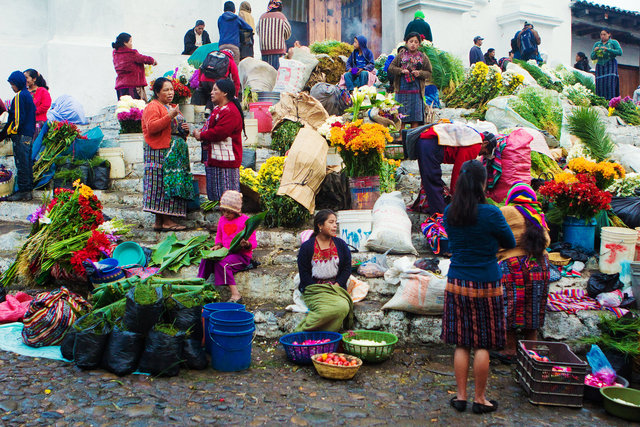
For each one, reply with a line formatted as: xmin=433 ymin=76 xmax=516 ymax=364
xmin=33 ymin=121 xmax=86 ymax=184
xmin=568 ymin=107 xmax=615 ymax=161
xmin=511 ymin=87 xmax=563 ymax=138
xmin=579 ymin=315 xmax=640 ymax=357
xmin=418 ymin=43 xmax=465 ymax=92
xmin=513 ymin=60 xmax=563 ymax=92
xmin=150 ymin=234 xmax=212 ymax=273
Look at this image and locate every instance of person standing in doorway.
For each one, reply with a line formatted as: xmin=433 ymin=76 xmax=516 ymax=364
xmin=256 ymin=0 xmax=292 ymax=70
xmin=404 ymin=10 xmax=432 ymax=42
xmin=183 ymin=20 xmax=211 ymax=55
xmin=0 ymin=71 xmax=36 ymax=201
xmin=218 ymin=1 xmax=253 ymax=63
xmin=591 ymin=28 xmax=623 ymax=100
xmin=469 ymin=36 xmax=484 ymax=66
xmin=112 ymin=33 xmax=156 ymax=100
xmin=238 ymin=2 xmax=256 ymax=60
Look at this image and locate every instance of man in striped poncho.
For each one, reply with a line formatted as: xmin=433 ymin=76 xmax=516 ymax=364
xmin=256 ymin=0 xmax=291 ymax=70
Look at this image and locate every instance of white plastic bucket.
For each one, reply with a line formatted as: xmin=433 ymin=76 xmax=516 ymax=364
xmin=98 ymin=147 xmax=126 ymax=179
xmin=599 ymin=227 xmax=638 ymax=274
xmin=243 ymin=119 xmax=259 ymax=147
xmin=179 ymin=104 xmax=195 ymax=123
xmin=337 ymin=210 xmax=372 ymax=251
xmin=117 ymin=133 xmax=144 ymax=168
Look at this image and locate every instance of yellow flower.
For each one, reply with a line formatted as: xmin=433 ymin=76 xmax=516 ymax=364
xmin=554 ymin=171 xmax=577 ymax=184
xmin=78 ymin=184 xmax=94 ymax=199
xmin=72 ymin=179 xmax=81 ymax=188
xmin=567 ymin=157 xmax=595 ymax=174
xmin=608 ymin=107 xmax=615 ymax=116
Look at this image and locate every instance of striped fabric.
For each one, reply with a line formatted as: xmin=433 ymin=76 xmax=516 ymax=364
xmin=441 ymin=277 xmax=506 ymax=349
xmin=500 ymin=255 xmax=550 ymax=330
xmin=256 ymin=12 xmax=291 ymax=55
xmin=21 ymin=287 xmax=91 ymax=347
xmin=546 ymin=289 xmax=628 ymax=318
xmin=205 ymin=166 xmax=240 ymax=202
xmin=595 ymin=59 xmax=620 ymax=101
xmin=142 ymin=144 xmax=187 ymax=217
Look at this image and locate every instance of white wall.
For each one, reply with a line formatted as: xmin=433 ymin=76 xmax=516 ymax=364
xmin=0 ymin=0 xmax=268 ymax=116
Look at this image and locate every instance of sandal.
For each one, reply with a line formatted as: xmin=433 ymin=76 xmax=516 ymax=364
xmin=472 ymin=400 xmax=498 ymax=414
xmin=450 ymin=397 xmax=467 ymax=412
xmin=227 ymin=297 xmax=243 ymax=304
xmin=163 ymin=224 xmax=187 ymax=231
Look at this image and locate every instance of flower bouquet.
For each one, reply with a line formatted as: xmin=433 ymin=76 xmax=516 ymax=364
xmin=32 ymin=121 xmax=87 ymax=185
xmin=328 ymin=120 xmax=392 ymax=177
xmin=173 ymin=61 xmax=200 ymax=91
xmin=567 ymin=157 xmax=625 ymax=190
xmin=539 ymin=173 xmax=612 ymax=221
xmin=608 ymin=96 xmax=640 ymax=126
xmin=0 ymin=180 xmax=129 ymax=287
xmin=171 ymin=78 xmax=192 ymax=104
xmin=115 ymin=96 xmax=146 ymax=134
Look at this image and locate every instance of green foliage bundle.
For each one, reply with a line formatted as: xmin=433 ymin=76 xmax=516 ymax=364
xmin=514 ymin=59 xmax=563 ymax=92
xmin=418 ymin=44 xmax=465 ymax=91
xmin=511 ymin=87 xmax=563 ymax=138
xmin=271 ymin=120 xmax=304 ymax=155
xmin=568 ymin=107 xmax=615 ymax=161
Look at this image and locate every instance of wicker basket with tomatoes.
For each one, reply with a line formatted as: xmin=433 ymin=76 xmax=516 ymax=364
xmin=311 ymin=352 xmax=362 ymax=380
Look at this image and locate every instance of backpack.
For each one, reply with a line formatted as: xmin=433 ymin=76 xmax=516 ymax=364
xmin=201 ymin=51 xmax=230 ymax=80
xmin=519 ymin=29 xmax=537 ymax=56
xmin=510 ymin=32 xmax=519 ymax=53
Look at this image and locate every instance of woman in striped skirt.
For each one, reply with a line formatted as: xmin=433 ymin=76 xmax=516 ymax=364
xmin=591 ymin=29 xmax=623 ymax=100
xmin=441 ymin=160 xmax=516 ymax=414
xmin=141 ymin=77 xmax=191 ymax=231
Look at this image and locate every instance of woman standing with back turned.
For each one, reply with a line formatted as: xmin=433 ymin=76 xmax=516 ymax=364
xmin=441 ymin=160 xmax=515 ymax=414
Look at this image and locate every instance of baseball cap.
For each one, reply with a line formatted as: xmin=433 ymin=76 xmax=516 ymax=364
xmin=473 ymin=36 xmax=484 ymax=42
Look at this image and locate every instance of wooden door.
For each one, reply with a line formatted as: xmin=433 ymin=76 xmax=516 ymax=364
xmin=618 ymin=65 xmax=639 ymax=98
xmin=361 ymin=0 xmax=382 ymax=57
xmin=308 ymin=0 xmax=342 ymax=43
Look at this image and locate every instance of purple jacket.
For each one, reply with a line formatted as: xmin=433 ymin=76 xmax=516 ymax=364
xmin=112 ymin=47 xmax=155 ymax=89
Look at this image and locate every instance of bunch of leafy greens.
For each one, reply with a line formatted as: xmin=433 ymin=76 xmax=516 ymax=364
xmin=511 ymin=87 xmax=563 ymax=138
xmin=271 ymin=121 xmax=304 ymax=155
xmin=579 ymin=314 xmax=640 ymax=356
xmin=150 ymin=234 xmax=211 ymax=273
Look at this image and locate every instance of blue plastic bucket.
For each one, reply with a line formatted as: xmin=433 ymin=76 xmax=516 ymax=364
xmin=210 ymin=327 xmax=255 ymax=371
xmin=202 ymin=302 xmax=245 ymax=354
xmin=209 ymin=310 xmax=254 ymax=333
xmin=563 ymin=216 xmax=597 ymax=251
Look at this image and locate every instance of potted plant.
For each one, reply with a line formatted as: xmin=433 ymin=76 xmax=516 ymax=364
xmin=539 ymin=172 xmax=612 ymax=250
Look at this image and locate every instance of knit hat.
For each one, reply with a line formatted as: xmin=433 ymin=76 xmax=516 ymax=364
xmin=220 ymin=190 xmax=243 ymax=214
xmin=414 ymin=10 xmax=425 ymax=19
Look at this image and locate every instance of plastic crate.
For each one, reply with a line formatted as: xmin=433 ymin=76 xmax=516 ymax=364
xmin=516 ymin=340 xmax=587 ymax=407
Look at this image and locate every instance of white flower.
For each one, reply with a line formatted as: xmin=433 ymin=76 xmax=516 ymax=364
xmin=375 ymin=93 xmax=386 ymax=102
xmin=39 ymin=216 xmax=51 ymax=225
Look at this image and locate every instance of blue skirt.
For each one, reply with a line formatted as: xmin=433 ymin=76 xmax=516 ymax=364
xmin=595 ymin=59 xmax=620 ymax=101
xmin=396 ymin=78 xmax=424 ymax=123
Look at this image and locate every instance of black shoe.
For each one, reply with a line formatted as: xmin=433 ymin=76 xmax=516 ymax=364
xmin=472 ymin=400 xmax=498 ymax=414
xmin=450 ymin=397 xmax=467 ymax=412
xmin=490 ymin=351 xmax=516 ymax=365
xmin=6 ymin=192 xmax=32 ymax=201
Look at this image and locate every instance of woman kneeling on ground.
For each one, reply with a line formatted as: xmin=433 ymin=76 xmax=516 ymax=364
xmin=441 ymin=160 xmax=516 ymax=414
xmin=494 ymin=182 xmax=550 ymax=363
xmin=295 ymin=210 xmax=354 ymax=332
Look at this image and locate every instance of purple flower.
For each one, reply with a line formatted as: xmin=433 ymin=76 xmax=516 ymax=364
xmin=117 ymin=108 xmax=143 ymax=122
xmin=189 ymin=70 xmax=200 ymax=90
xmin=27 ymin=206 xmax=45 ymax=224
xmin=609 ymin=96 xmax=622 ymax=109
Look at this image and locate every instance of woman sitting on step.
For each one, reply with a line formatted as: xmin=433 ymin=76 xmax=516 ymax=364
xmin=294 ymin=210 xmax=354 ymax=332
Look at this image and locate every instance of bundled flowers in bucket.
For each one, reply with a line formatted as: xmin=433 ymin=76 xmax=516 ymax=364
xmin=115 ymin=96 xmax=146 ymax=134
xmin=170 ymin=78 xmax=192 ymax=104
xmin=608 ymin=96 xmax=640 ymax=126
xmin=0 ymin=180 xmax=129 ymax=287
xmin=328 ymin=120 xmax=392 ymax=177
xmin=173 ymin=61 xmax=200 ymax=91
xmin=32 ymin=121 xmax=87 ymax=184
xmin=539 ymin=173 xmax=612 ymax=222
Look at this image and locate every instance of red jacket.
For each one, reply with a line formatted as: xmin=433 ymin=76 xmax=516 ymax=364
xmin=199 ymin=50 xmax=241 ymax=97
xmin=32 ymin=87 xmax=51 ymax=122
xmin=113 ymin=47 xmax=155 ymax=89
xmin=200 ymin=103 xmax=243 ymax=168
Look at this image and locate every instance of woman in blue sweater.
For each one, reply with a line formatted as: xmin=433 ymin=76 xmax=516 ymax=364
xmin=441 ymin=160 xmax=516 ymax=414
xmin=295 ymin=210 xmax=353 ymax=332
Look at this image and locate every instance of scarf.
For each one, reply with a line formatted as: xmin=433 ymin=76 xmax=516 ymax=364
xmin=267 ymin=0 xmax=282 ymax=12
xmin=505 ymin=182 xmax=548 ymax=230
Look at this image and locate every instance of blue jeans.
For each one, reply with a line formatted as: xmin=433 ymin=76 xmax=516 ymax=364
xmin=344 ymin=72 xmax=369 ymax=91
xmin=12 ymin=134 xmax=33 ymax=193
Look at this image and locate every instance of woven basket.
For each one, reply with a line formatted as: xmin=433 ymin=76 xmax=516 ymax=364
xmin=311 ymin=353 xmax=362 ymax=380
xmin=0 ymin=177 xmax=14 ymax=198
xmin=549 ymin=252 xmax=571 ymax=266
xmin=342 ymin=330 xmax=398 ymax=363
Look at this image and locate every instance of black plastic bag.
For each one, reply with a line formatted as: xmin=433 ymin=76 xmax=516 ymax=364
xmin=182 ymin=338 xmax=208 ymax=370
xmin=586 ymin=272 xmax=622 ymax=298
xmin=103 ymin=327 xmax=145 ymax=376
xmin=123 ymin=287 xmax=163 ymax=335
xmin=414 ymin=257 xmax=441 ymax=274
xmin=316 ymin=172 xmax=351 ymax=211
xmin=91 ymin=163 xmax=111 ymax=190
xmin=137 ymin=330 xmax=185 ymax=377
xmin=73 ymin=317 xmax=110 ymax=370
xmin=241 ymin=148 xmax=256 ymax=170
xmin=611 ymin=197 xmax=640 ymax=229
xmin=0 ymin=286 xmax=5 ymax=303
xmin=60 ymin=330 xmax=76 ymax=361
xmin=166 ymin=300 xmax=203 ymax=341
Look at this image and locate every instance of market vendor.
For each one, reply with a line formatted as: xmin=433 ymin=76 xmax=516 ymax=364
xmin=343 ymin=35 xmax=375 ymax=91
xmin=411 ymin=122 xmax=484 ymax=215
xmin=591 ymin=28 xmax=623 ymax=100
xmin=294 ymin=210 xmax=354 ymax=332
xmin=193 ymin=78 xmax=244 ymax=202
xmin=388 ymin=32 xmax=432 ymax=128
xmin=141 ymin=77 xmax=191 ymax=231
xmin=112 ymin=32 xmax=156 ymax=100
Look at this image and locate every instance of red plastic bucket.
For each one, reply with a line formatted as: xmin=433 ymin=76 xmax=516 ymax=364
xmin=249 ymin=102 xmax=273 ymax=133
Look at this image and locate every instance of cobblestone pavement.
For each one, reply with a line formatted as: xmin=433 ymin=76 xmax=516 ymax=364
xmin=0 ymin=342 xmax=629 ymax=426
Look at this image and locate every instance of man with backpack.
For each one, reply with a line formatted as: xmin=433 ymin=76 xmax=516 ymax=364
xmin=512 ymin=22 xmax=541 ymax=62
xmin=218 ymin=1 xmax=253 ymax=63
xmin=193 ymin=49 xmax=241 ymax=113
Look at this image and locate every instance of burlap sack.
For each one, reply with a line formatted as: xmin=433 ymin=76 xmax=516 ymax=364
xmin=271 ymin=92 xmax=329 ymax=130
xmin=276 ymin=127 xmax=328 ymax=212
